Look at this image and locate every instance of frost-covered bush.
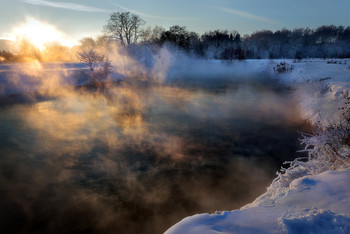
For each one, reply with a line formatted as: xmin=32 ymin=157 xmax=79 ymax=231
xmin=302 ymin=97 xmax=350 ymax=168
xmin=90 ymin=57 xmax=113 ymax=86
xmin=327 ymin=59 xmax=347 ymax=65
xmin=77 ymin=48 xmax=112 ymax=86
xmin=273 ymin=62 xmax=295 ymax=73
xmin=269 ymin=96 xmax=350 ymax=193
xmin=77 ymin=57 xmax=112 ymax=86
xmin=75 ymin=37 xmax=114 ymax=86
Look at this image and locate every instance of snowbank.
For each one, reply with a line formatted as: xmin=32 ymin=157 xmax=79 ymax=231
xmin=166 ymin=169 xmax=350 ymax=234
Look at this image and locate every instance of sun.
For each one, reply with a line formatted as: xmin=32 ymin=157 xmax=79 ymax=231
xmin=10 ymin=18 xmax=75 ymax=50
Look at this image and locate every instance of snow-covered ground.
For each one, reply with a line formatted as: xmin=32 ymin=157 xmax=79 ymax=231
xmin=166 ymin=169 xmax=350 ymax=234
xmin=166 ymin=59 xmax=350 ymax=234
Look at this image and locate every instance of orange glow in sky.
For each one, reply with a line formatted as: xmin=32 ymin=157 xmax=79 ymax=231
xmin=9 ymin=17 xmax=76 ymax=50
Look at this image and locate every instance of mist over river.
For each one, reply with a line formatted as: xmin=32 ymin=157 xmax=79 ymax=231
xmin=0 ymin=74 xmax=311 ymax=234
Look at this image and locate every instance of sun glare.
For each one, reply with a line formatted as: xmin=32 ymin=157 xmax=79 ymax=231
xmin=10 ymin=18 xmax=75 ymax=50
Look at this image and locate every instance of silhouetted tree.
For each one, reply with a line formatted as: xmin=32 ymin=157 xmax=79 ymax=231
xmin=233 ymin=33 xmax=242 ymax=44
xmin=201 ymin=30 xmax=241 ymax=59
xmin=76 ymin=37 xmax=112 ymax=85
xmin=0 ymin=50 xmax=17 ymax=62
xmin=139 ymin=25 xmax=165 ymax=45
xmin=160 ymin=25 xmax=191 ymax=50
xmin=18 ymin=38 xmax=42 ymax=61
xmin=104 ymin=12 xmax=145 ymax=46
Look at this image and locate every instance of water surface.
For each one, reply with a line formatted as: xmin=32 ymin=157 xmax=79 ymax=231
xmin=0 ymin=77 xmax=310 ymax=234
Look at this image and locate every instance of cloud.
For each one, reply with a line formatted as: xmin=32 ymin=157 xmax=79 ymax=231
xmin=22 ymin=0 xmax=111 ymax=13
xmin=217 ymin=7 xmax=279 ymax=25
xmin=110 ymin=2 xmax=193 ymax=21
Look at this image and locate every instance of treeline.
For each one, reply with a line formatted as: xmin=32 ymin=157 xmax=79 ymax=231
xmin=138 ymin=25 xmax=350 ymax=59
xmin=102 ymin=13 xmax=350 ymax=59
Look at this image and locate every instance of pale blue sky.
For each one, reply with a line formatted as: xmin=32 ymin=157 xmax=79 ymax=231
xmin=1 ymin=0 xmax=349 ymax=44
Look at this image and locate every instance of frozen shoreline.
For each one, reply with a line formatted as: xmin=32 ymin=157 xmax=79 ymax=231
xmin=166 ymin=169 xmax=350 ymax=234
xmin=166 ymin=58 xmax=350 ymax=233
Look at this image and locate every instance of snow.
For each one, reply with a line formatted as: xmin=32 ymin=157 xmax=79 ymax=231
xmin=166 ymin=58 xmax=350 ymax=234
xmin=166 ymin=170 xmax=350 ymax=234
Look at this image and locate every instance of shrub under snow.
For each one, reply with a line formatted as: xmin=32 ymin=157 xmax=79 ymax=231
xmin=268 ymin=95 xmax=350 ymax=196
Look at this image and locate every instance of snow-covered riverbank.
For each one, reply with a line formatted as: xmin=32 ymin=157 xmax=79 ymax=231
xmin=166 ymin=169 xmax=350 ymax=233
xmin=166 ymin=59 xmax=350 ymax=233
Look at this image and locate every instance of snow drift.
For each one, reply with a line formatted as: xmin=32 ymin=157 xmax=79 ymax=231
xmin=166 ymin=169 xmax=350 ymax=234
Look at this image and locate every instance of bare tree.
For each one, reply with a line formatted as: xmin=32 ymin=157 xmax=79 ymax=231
xmin=77 ymin=37 xmax=103 ymax=71
xmin=104 ymin=12 xmax=145 ymax=46
xmin=77 ymin=48 xmax=104 ymax=72
xmin=139 ymin=25 xmax=165 ymax=44
xmin=76 ymin=37 xmax=112 ymax=85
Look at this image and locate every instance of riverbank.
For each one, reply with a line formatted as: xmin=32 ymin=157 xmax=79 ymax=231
xmin=166 ymin=58 xmax=350 ymax=233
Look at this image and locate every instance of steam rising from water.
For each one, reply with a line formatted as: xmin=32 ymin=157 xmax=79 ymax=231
xmin=0 ymin=50 xmax=310 ymax=233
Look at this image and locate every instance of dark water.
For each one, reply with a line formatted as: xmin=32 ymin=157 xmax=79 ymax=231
xmin=0 ymin=78 xmax=310 ymax=234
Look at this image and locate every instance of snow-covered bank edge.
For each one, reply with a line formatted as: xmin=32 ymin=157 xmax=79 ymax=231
xmin=166 ymin=59 xmax=350 ymax=233
xmin=166 ymin=169 xmax=350 ymax=234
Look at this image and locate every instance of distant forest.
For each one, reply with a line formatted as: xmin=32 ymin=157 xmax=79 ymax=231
xmin=1 ymin=12 xmax=350 ymax=62
xmin=139 ymin=25 xmax=350 ymax=59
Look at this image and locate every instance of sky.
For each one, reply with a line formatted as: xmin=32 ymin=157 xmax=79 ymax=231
xmin=0 ymin=0 xmax=349 ymax=46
